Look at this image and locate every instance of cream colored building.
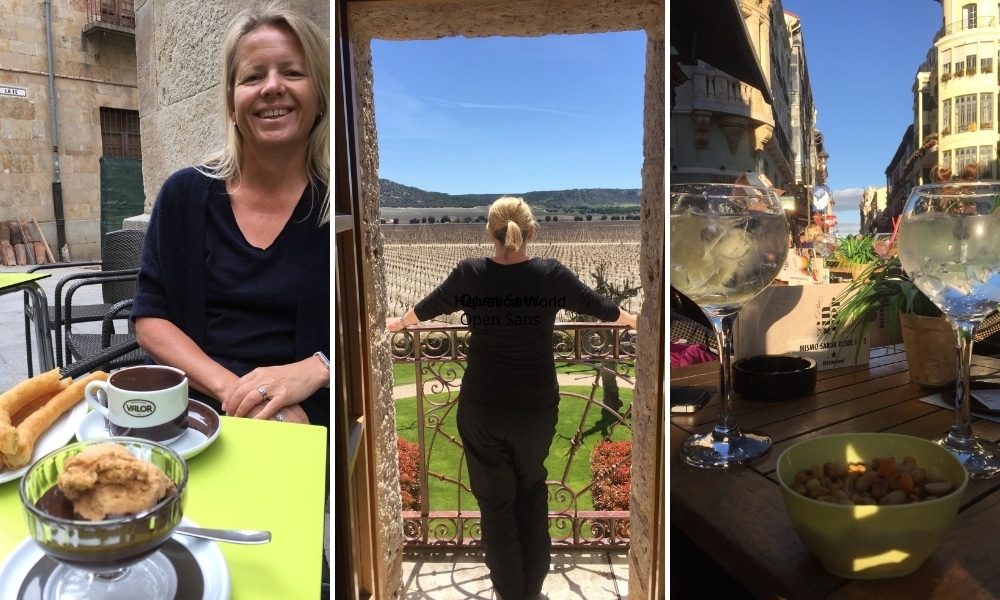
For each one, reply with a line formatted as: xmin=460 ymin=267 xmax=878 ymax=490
xmin=0 ymin=0 xmax=139 ymax=259
xmin=886 ymin=0 xmax=1000 ymax=219
xmin=670 ymin=0 xmax=823 ymax=226
xmin=935 ymin=0 xmax=998 ymax=178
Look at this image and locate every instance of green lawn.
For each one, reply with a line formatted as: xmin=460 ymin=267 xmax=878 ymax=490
xmin=395 ymin=385 xmax=633 ymax=513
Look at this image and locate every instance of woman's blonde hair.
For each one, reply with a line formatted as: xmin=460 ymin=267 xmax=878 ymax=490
xmin=487 ymin=196 xmax=536 ymax=251
xmin=200 ymin=1 xmax=330 ymax=225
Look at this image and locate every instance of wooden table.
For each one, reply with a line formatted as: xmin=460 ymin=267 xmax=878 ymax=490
xmin=671 ymin=348 xmax=1000 ymax=598
xmin=0 ymin=416 xmax=329 ymax=599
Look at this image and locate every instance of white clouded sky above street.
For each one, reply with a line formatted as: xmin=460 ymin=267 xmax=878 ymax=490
xmin=371 ymin=32 xmax=647 ymax=195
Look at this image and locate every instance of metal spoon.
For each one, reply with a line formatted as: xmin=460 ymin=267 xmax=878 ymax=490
xmin=175 ymin=525 xmax=271 ymax=544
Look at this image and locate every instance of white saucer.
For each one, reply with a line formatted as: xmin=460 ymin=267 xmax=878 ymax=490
xmin=75 ymin=399 xmax=221 ymax=460
xmin=0 ymin=401 xmax=88 ymax=485
xmin=0 ymin=517 xmax=230 ymax=600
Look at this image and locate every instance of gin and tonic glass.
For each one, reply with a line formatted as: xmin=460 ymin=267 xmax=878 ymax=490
xmin=670 ymin=183 xmax=790 ymax=468
xmin=897 ymin=182 xmax=1000 ymax=478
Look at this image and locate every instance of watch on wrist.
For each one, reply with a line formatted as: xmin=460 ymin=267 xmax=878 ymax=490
xmin=314 ymin=351 xmax=330 ymax=369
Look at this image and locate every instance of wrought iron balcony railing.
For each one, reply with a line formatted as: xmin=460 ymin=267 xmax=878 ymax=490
xmin=389 ymin=322 xmax=636 ymax=549
xmin=943 ymin=16 xmax=998 ymax=36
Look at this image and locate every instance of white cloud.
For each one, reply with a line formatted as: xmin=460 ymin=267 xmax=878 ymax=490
xmin=829 ymin=187 xmax=863 ymax=235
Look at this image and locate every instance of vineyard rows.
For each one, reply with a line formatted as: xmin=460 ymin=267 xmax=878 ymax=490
xmin=383 ymin=222 xmax=643 ymax=322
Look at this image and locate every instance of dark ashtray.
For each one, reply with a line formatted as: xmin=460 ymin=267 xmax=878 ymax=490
xmin=733 ymin=355 xmax=817 ymax=401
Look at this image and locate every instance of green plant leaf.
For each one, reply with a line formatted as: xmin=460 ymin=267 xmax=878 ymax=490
xmin=826 ymin=255 xmax=941 ymax=362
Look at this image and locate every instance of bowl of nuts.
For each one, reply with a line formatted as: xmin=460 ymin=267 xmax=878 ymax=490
xmin=776 ymin=432 xmax=968 ymax=579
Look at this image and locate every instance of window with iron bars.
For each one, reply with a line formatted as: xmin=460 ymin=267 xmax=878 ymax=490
xmin=99 ymin=107 xmax=141 ymax=159
xmin=98 ymin=0 xmax=136 ymax=28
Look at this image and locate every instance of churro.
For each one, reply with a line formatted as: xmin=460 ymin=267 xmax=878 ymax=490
xmin=0 ymin=369 xmax=68 ymax=455
xmin=3 ymin=371 xmax=108 ymax=470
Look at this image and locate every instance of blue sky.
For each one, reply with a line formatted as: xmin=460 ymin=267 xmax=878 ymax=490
xmin=784 ymin=0 xmax=943 ymax=233
xmin=370 ymin=32 xmax=646 ymax=195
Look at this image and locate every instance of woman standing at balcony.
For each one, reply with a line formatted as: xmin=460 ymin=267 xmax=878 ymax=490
xmin=131 ymin=4 xmax=330 ymax=426
xmin=386 ymin=197 xmax=637 ymax=600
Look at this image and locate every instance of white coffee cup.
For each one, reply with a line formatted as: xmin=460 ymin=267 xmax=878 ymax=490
xmin=84 ymin=365 xmax=189 ymax=444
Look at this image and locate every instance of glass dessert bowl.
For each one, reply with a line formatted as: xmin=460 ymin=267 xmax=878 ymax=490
xmin=19 ymin=437 xmax=188 ymax=600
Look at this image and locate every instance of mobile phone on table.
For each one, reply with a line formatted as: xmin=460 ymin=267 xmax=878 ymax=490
xmin=671 ymin=387 xmax=711 ymax=414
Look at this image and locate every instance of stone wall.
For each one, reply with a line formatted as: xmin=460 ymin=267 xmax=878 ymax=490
xmin=348 ymin=2 xmax=664 ymax=598
xmin=0 ymin=0 xmax=139 ymax=259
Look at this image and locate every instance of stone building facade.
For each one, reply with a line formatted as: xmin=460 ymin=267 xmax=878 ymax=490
xmin=0 ymin=0 xmax=139 ymax=259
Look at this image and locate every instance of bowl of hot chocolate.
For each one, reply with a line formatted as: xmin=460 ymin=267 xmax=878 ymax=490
xmin=19 ymin=437 xmax=187 ymax=573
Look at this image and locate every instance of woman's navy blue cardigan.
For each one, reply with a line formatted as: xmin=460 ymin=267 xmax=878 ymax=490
xmin=131 ymin=167 xmax=330 ymax=427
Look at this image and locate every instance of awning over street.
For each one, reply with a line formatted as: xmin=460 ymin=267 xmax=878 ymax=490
xmin=670 ymin=0 xmax=773 ymax=105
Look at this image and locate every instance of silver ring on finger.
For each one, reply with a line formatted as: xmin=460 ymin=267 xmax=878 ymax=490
xmin=273 ymin=409 xmax=285 ymax=422
xmin=258 ymin=386 xmax=268 ymax=400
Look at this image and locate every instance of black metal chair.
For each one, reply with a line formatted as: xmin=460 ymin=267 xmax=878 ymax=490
xmin=23 ymin=228 xmax=145 ymax=375
xmin=64 ymin=286 xmax=147 ymax=372
xmin=60 ymin=335 xmax=142 ymax=379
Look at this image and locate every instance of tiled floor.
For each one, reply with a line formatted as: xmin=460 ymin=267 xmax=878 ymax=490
xmin=402 ymin=549 xmax=629 ymax=599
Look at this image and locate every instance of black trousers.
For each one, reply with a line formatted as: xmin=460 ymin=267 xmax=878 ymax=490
xmin=457 ymin=398 xmax=557 ymax=600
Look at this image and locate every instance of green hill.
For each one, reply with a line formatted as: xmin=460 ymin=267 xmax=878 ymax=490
xmin=379 ymin=179 xmax=641 ymax=210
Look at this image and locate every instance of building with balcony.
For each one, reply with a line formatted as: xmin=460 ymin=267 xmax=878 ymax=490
xmin=884 ymin=0 xmax=1000 ymax=223
xmin=785 ymin=10 xmax=820 ymax=222
xmin=0 ymin=0 xmax=139 ymax=259
xmin=670 ymin=0 xmax=824 ymax=232
xmin=935 ymin=0 xmax=999 ymax=180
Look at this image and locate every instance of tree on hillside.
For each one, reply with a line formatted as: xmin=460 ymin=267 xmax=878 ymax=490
xmin=569 ymin=262 xmax=640 ymax=415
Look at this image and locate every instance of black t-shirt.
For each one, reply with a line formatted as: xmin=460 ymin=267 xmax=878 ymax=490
xmin=201 ymin=179 xmax=319 ymax=377
xmin=413 ymin=257 xmax=621 ymax=410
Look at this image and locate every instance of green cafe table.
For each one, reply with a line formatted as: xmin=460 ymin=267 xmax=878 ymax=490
xmin=0 ymin=416 xmax=329 ymax=599
xmin=0 ymin=273 xmax=54 ymax=373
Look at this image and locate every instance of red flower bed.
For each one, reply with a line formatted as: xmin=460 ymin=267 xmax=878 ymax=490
xmin=590 ymin=440 xmax=632 ymax=511
xmin=398 ymin=436 xmax=421 ymax=511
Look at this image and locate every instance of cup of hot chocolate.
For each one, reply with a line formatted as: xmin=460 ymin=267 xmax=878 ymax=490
xmin=84 ymin=365 xmax=189 ymax=444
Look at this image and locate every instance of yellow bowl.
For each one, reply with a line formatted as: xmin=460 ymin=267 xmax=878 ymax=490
xmin=776 ymin=433 xmax=968 ymax=579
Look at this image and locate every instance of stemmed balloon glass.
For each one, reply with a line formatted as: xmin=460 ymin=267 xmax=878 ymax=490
xmin=897 ymin=182 xmax=1000 ymax=478
xmin=670 ymin=183 xmax=790 ymax=468
xmin=811 ymin=232 xmax=837 ymax=260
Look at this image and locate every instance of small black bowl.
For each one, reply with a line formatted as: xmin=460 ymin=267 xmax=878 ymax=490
xmin=733 ymin=355 xmax=817 ymax=401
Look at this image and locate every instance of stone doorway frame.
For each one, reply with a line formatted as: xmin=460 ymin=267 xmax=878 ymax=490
xmin=341 ymin=2 xmax=664 ymax=598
